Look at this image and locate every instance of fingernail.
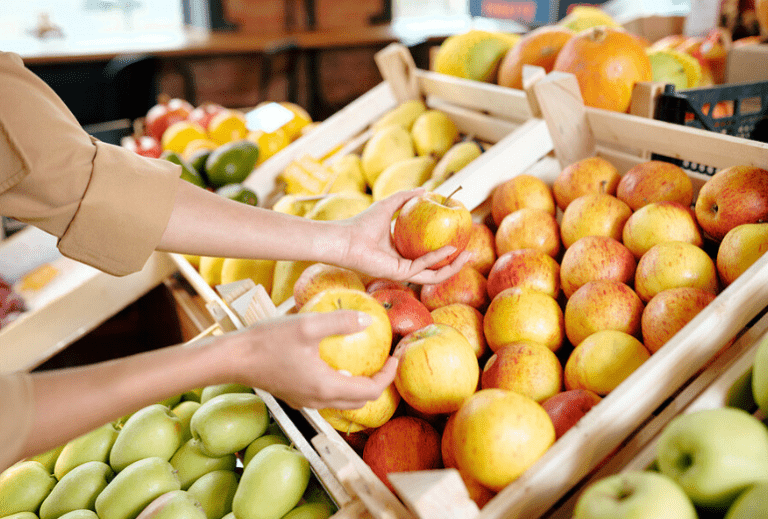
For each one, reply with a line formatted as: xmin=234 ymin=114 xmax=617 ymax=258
xmin=338 ymin=369 xmax=352 ymax=377
xmin=444 ymin=246 xmax=457 ymax=255
xmin=357 ymin=311 xmax=373 ymax=327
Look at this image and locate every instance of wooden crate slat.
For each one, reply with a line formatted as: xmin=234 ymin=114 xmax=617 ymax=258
xmin=425 ymin=98 xmax=522 ymax=144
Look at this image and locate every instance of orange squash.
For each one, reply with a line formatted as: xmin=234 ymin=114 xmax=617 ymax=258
xmin=552 ymin=26 xmax=652 ymax=113
xmin=497 ymin=26 xmax=575 ymax=90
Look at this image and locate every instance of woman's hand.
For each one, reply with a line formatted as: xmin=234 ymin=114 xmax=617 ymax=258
xmin=222 ymin=310 xmax=398 ymax=410
xmin=336 ymin=189 xmax=471 ymax=284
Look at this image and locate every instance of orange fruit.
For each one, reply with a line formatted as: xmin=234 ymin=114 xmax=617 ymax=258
xmin=497 ymin=26 xmax=574 ymax=90
xmin=207 ymin=109 xmax=248 ymax=145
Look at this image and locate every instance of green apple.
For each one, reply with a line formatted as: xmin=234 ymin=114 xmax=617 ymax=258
xmin=190 ymin=393 xmax=269 ymax=457
xmin=0 ymin=461 xmax=57 ymax=516
xmin=199 ymin=384 xmax=253 ymax=404
xmin=281 ymin=502 xmax=336 ymax=519
xmin=157 ymin=394 xmax=183 ymax=409
xmin=171 ymin=401 xmax=201 ymax=443
xmin=573 ymin=470 xmax=697 ymax=519
xmin=724 ymin=482 xmax=768 ymax=518
xmin=181 ymin=388 xmax=203 ymax=403
xmin=751 ymin=334 xmax=768 ymax=415
xmin=58 ymin=511 xmax=99 ymax=519
xmin=134 ymin=491 xmax=206 ymax=519
xmin=109 ymin=404 xmax=183 ymax=472
xmin=232 ymin=445 xmax=310 ymax=519
xmin=54 ymin=422 xmax=120 ymax=480
xmin=170 ymin=439 xmax=237 ymax=490
xmin=28 ymin=445 xmax=64 ymax=474
xmin=242 ymin=435 xmax=290 ymax=468
xmin=186 ymin=470 xmax=239 ymax=519
xmin=3 ymin=513 xmax=39 ymax=519
xmin=95 ymin=457 xmax=180 ymax=519
xmin=39 ymin=461 xmax=114 ymax=519
xmin=656 ymin=407 xmax=768 ymax=509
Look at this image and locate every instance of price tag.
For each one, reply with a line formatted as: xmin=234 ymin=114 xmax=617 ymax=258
xmin=469 ymin=0 xmax=554 ymax=25
xmin=245 ymin=102 xmax=296 ymax=133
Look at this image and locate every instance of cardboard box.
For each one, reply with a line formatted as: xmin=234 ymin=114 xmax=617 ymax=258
xmin=727 ymin=43 xmax=768 ymax=83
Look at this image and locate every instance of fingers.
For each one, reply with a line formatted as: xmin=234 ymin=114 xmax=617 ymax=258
xmin=296 ymin=310 xmax=373 ymax=340
xmin=406 ymin=249 xmax=471 ymax=284
xmin=308 ymin=357 xmax=399 ymax=410
xmin=375 ymin=188 xmax=425 ymax=215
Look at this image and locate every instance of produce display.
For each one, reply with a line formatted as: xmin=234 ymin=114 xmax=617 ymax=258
xmin=572 ymin=332 xmax=768 ymax=519
xmin=0 ymin=385 xmax=337 ymax=519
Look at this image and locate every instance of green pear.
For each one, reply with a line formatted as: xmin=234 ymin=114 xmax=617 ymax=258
xmin=28 ymin=446 xmax=64 ymax=474
xmin=232 ymin=445 xmax=310 ymax=519
xmin=109 ymin=404 xmax=183 ymax=472
xmin=171 ymin=401 xmax=201 ymax=443
xmin=54 ymin=423 xmax=120 ymax=480
xmin=134 ymin=491 xmax=206 ymax=519
xmin=361 ymin=124 xmax=415 ymax=186
xmin=94 ymin=457 xmax=180 ymax=519
xmin=410 ymin=110 xmax=459 ymax=160
xmin=186 ymin=470 xmax=239 ymax=519
xmin=39 ymin=461 xmax=114 ymax=519
xmin=3 ymin=513 xmax=39 ymax=519
xmin=57 ymin=512 xmax=98 ymax=519
xmin=170 ymin=439 xmax=236 ymax=490
xmin=190 ymin=393 xmax=269 ymax=457
xmin=199 ymin=384 xmax=253 ymax=404
xmin=0 ymin=461 xmax=56 ymax=516
xmin=281 ymin=503 xmax=336 ymax=519
xmin=242 ymin=435 xmax=289 ymax=468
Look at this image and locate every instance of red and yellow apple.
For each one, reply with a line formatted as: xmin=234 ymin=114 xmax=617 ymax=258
xmin=541 ymin=388 xmax=602 ymax=439
xmin=560 ymin=193 xmax=633 ymax=248
xmin=484 ymin=287 xmax=565 ymax=352
xmin=430 ymin=303 xmax=488 ymax=359
xmin=491 ymin=174 xmax=556 ymax=226
xmin=464 ymin=222 xmax=497 ymax=276
xmin=616 ymin=160 xmax=693 ymax=210
xmin=716 ymin=222 xmax=768 ymax=287
xmin=559 ymin=235 xmax=636 ymax=298
xmin=371 ymin=288 xmax=433 ymax=343
xmin=634 ymin=241 xmax=719 ymax=302
xmin=481 ymin=340 xmax=563 ymax=403
xmin=622 ymin=201 xmax=703 ymax=259
xmin=552 ymin=156 xmax=621 ymax=212
xmin=293 ymin=263 xmax=366 ymax=309
xmin=419 ymin=264 xmax=489 ymax=312
xmin=486 ymin=248 xmax=561 ymax=300
xmin=495 ymin=208 xmax=561 ymax=258
xmin=641 ymin=287 xmax=717 ymax=353
xmin=319 ymin=383 xmax=401 ymax=433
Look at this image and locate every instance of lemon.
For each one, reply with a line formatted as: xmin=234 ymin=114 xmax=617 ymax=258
xmin=161 ymin=121 xmax=208 ymax=154
xmin=220 ymin=258 xmax=276 ymax=293
xmin=199 ymin=256 xmax=226 ymax=286
xmin=247 ymin=128 xmax=291 ymax=165
xmin=208 ymin=109 xmax=249 ymax=145
xmin=279 ymin=102 xmax=312 ymax=141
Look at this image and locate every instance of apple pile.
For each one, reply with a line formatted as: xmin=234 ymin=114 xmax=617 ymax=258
xmin=572 ymin=333 xmax=768 ymax=519
xmin=292 ymin=156 xmax=768 ymax=507
xmin=0 ymin=384 xmax=337 ymax=519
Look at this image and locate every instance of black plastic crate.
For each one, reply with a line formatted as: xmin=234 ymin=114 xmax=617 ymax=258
xmin=652 ymin=80 xmax=768 ymax=175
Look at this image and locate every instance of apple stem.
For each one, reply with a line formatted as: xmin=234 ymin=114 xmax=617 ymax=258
xmin=445 ymin=185 xmax=464 ymax=203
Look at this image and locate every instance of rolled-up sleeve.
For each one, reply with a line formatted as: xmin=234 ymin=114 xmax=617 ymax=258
xmin=0 ymin=51 xmax=180 ymax=276
xmin=0 ymin=372 xmax=34 ymax=472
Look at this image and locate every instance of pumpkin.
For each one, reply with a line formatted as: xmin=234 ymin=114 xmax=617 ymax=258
xmin=552 ymin=26 xmax=652 ymax=113
xmin=497 ymin=25 xmax=575 ymax=90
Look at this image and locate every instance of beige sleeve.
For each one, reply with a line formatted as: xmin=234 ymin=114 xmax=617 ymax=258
xmin=0 ymin=51 xmax=180 ymax=276
xmin=0 ymin=372 xmax=34 ymax=472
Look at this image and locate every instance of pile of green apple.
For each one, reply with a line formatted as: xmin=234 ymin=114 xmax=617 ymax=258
xmin=0 ymin=384 xmax=336 ymax=519
xmin=289 ymin=157 xmax=768 ymax=508
xmin=573 ymin=332 xmax=768 ymax=519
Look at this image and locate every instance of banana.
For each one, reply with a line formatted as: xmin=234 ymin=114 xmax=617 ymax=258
xmin=372 ymin=100 xmax=428 ymax=132
xmin=279 ymin=155 xmax=330 ymax=195
xmin=430 ymin=141 xmax=483 ymax=185
xmin=372 ymin=156 xmax=436 ymax=202
xmin=325 ymin=154 xmax=367 ymax=194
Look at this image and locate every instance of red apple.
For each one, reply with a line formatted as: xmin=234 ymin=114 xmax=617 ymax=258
xmin=145 ymin=96 xmax=195 ymax=142
xmin=362 ymin=415 xmax=443 ymax=493
xmin=465 ymin=222 xmax=497 ymax=276
xmin=490 ymin=173 xmax=556 ymax=226
xmin=495 ymin=207 xmax=562 ymax=258
xmin=366 ymin=278 xmax=418 ymax=297
xmin=487 ymin=248 xmax=561 ymax=300
xmin=541 ymin=389 xmax=602 ymax=439
xmin=641 ymin=287 xmax=716 ymax=353
xmin=481 ymin=340 xmax=563 ymax=403
xmin=120 ymin=134 xmax=162 ymax=158
xmin=615 ymin=160 xmax=693 ymax=211
xmin=392 ymin=191 xmax=472 ymax=270
xmin=371 ymin=288 xmax=433 ymax=342
xmin=559 ymin=236 xmax=637 ymax=298
xmin=419 ymin=264 xmax=489 ymax=312
xmin=187 ymin=102 xmax=227 ymax=131
xmin=694 ymin=165 xmax=768 ymax=242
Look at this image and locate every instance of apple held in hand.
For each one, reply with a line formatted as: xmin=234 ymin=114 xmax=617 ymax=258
xmin=560 ymin=236 xmax=636 ymax=298
xmin=573 ymin=470 xmax=697 ymax=519
xmin=694 ymin=165 xmax=768 ymax=242
xmin=298 ymin=288 xmax=392 ymax=376
xmin=371 ymin=288 xmax=433 ymax=342
xmin=392 ymin=190 xmax=472 ymax=270
xmin=393 ymin=323 xmax=479 ymax=415
xmin=616 ymin=160 xmax=694 ymax=211
xmin=293 ymin=263 xmax=366 ymax=310
xmin=641 ymin=287 xmax=716 ymax=353
xmin=716 ymin=222 xmax=768 ymax=287
xmin=319 ymin=383 xmax=401 ymax=433
xmin=541 ymin=388 xmax=602 ymax=439
xmin=656 ymin=407 xmax=768 ymax=510
xmin=481 ymin=340 xmax=563 ymax=403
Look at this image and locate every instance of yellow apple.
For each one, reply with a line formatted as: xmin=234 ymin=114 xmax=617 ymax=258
xmin=484 ymin=287 xmax=565 ymax=353
xmin=634 ymin=241 xmax=719 ymax=302
xmin=716 ymin=222 xmax=768 ymax=287
xmin=552 ymin=156 xmax=621 ymax=211
xmin=564 ymin=280 xmax=645 ymax=347
xmin=271 ymin=260 xmax=313 ymax=306
xmin=559 ymin=236 xmax=636 ymax=298
xmin=641 ymin=287 xmax=716 ymax=353
xmin=220 ymin=258 xmax=276 ymax=294
xmin=495 ymin=208 xmax=561 ymax=258
xmin=487 ymin=248 xmax=561 ymax=299
xmin=393 ymin=323 xmax=480 ymax=415
xmin=430 ymin=303 xmax=488 ymax=359
xmin=564 ymin=330 xmax=651 ymax=395
xmin=616 ymin=160 xmax=693 ymax=210
xmin=419 ymin=264 xmax=489 ymax=312
xmin=292 ymin=263 xmax=366 ymax=310
xmin=320 ymin=383 xmax=401 ymax=432
xmin=452 ymin=388 xmax=555 ymax=491
xmin=491 ymin=173 xmax=556 ymax=226
xmin=481 ymin=340 xmax=563 ymax=403
xmin=465 ymin=222 xmax=497 ymax=276
xmin=622 ymin=201 xmax=703 ymax=259
xmin=298 ymin=288 xmax=392 ymax=376
xmin=560 ymin=193 xmax=633 ymax=248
